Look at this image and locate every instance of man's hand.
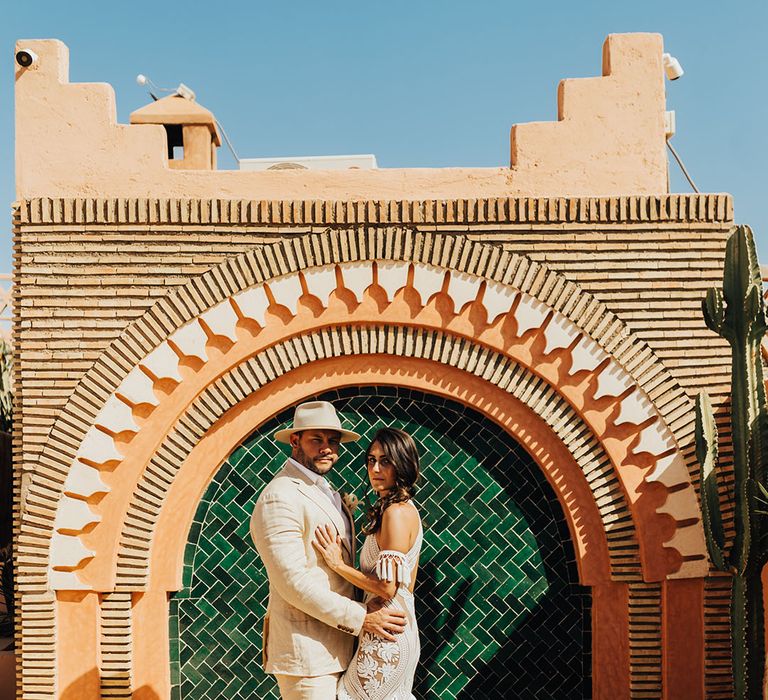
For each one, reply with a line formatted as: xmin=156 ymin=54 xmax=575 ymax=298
xmin=362 ymin=597 xmax=406 ymax=641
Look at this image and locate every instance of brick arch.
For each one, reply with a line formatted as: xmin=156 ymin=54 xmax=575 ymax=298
xmin=170 ymin=382 xmax=596 ymax=700
xmin=84 ymin=323 xmax=628 ymax=592
xmin=27 ymin=229 xmax=707 ymax=594
xmin=148 ymin=350 xmax=614 ymax=588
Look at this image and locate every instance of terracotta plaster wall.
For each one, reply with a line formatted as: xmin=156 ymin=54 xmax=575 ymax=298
xmin=16 ymin=34 xmax=672 ymax=201
xmin=11 ymin=31 xmax=739 ymax=700
xmin=10 ymin=195 xmax=734 ymax=698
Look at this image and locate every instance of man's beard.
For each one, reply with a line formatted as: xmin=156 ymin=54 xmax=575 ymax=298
xmin=294 ymin=446 xmax=335 ymax=475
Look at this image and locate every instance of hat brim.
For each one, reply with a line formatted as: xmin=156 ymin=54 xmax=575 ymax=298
xmin=273 ymin=426 xmax=361 ymax=444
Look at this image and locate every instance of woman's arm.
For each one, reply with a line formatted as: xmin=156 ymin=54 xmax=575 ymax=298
xmin=313 ymin=503 xmax=417 ymax=600
xmin=314 ymin=525 xmax=397 ymax=599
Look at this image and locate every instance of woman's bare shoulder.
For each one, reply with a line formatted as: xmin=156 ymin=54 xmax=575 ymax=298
xmin=382 ymin=500 xmax=420 ymax=527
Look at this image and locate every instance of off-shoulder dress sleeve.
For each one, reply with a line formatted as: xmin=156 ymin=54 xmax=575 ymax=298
xmin=375 ymin=549 xmax=412 ymax=587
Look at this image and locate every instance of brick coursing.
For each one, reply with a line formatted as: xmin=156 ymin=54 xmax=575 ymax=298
xmin=12 ymin=195 xmax=734 ymax=699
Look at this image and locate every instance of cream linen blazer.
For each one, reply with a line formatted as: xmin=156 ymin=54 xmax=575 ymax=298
xmin=250 ymin=460 xmax=366 ymax=676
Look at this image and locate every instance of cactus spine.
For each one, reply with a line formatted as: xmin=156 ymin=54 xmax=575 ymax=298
xmin=695 ymin=224 xmax=768 ymax=699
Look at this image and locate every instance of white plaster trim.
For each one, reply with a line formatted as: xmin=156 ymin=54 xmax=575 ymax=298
xmin=447 ymin=271 xmax=481 ymax=311
xmin=170 ymin=320 xmax=210 ymax=362
xmin=633 ymin=423 xmax=676 ymax=456
xmin=63 ymin=460 xmax=110 ymax=498
xmin=268 ymin=275 xmax=302 ymax=314
xmin=303 ymin=267 xmax=337 ymax=306
xmin=200 ymin=299 xmax=239 ymax=342
xmin=94 ymin=394 xmax=139 ymax=434
xmin=657 ymin=486 xmax=700 ymax=520
xmin=594 ymin=364 xmax=634 ymax=400
xmin=661 ymin=517 xmax=709 ymax=578
xmin=411 ymin=264 xmax=445 ymax=305
xmin=50 ymin=533 xmax=95 ymax=570
xmin=482 ymin=282 xmax=517 ymax=323
xmin=339 ymin=262 xmax=372 ymax=302
xmin=231 ymin=286 xmax=270 ymax=328
xmin=54 ymin=496 xmax=101 ymax=533
xmin=615 ymin=390 xmax=655 ymax=426
xmin=141 ymin=340 xmax=183 ymax=383
xmin=514 ymin=294 xmax=549 ymax=335
xmin=376 ymin=261 xmax=409 ymax=301
xmin=49 ymin=258 xmax=705 ymax=591
xmin=117 ymin=366 xmax=160 ymax=407
xmin=673 ymin=559 xmax=710 ymax=579
xmin=646 ymin=453 xmax=690 ymax=487
xmin=76 ymin=427 xmax=124 ymax=464
xmin=569 ymin=336 xmax=605 ymax=375
xmin=543 ymin=317 xmax=579 ymax=355
xmin=48 ymin=569 xmax=91 ymax=590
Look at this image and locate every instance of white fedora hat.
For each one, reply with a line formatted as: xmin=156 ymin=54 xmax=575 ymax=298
xmin=274 ymin=401 xmax=360 ymax=444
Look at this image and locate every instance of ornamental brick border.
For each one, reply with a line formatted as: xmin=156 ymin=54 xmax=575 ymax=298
xmin=22 ymin=228 xmax=700 ymax=589
xmin=16 ymin=194 xmax=733 ymax=227
xmin=12 ymin=195 xmax=735 ymax=699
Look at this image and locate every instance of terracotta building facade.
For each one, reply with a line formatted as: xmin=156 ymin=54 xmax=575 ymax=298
xmin=12 ymin=34 xmax=735 ymax=699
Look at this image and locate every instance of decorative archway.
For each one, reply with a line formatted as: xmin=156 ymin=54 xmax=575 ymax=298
xmin=22 ymin=229 xmax=708 ymax=699
xmin=171 ymin=388 xmax=591 ymax=700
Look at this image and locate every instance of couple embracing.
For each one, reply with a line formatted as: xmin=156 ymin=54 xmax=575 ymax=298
xmin=250 ymin=401 xmax=423 ymax=700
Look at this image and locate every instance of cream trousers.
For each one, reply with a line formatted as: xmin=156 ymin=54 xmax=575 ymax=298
xmin=275 ymin=672 xmax=341 ymax=700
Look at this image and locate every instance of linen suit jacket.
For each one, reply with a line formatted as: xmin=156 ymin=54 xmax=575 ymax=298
xmin=250 ymin=460 xmax=366 ymax=676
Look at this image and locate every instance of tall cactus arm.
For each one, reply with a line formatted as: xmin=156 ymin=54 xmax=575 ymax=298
xmin=722 ymin=225 xmax=761 ymax=323
xmin=733 ymin=477 xmax=753 ymax=575
xmin=703 ymin=287 xmax=726 ymax=337
xmin=695 ymin=391 xmax=727 ymax=571
xmin=745 ymin=284 xmax=767 ymax=343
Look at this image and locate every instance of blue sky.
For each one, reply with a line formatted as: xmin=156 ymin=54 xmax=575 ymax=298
xmin=3 ymin=1 xmax=767 ymax=269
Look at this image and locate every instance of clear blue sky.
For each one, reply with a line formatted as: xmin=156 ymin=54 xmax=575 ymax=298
xmin=3 ymin=0 xmax=767 ymax=270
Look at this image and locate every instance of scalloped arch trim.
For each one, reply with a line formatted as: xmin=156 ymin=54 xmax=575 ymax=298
xmin=19 ymin=229 xmax=707 ymax=592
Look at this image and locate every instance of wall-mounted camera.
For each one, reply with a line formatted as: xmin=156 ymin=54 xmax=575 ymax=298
xmin=662 ymin=53 xmax=684 ymax=81
xmin=15 ymin=49 xmax=39 ymax=69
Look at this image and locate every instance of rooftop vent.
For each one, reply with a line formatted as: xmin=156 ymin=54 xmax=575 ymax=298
xmin=239 ymin=154 xmax=377 ymax=172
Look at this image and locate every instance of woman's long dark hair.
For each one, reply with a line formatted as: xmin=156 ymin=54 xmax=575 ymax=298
xmin=362 ymin=428 xmax=420 ymax=535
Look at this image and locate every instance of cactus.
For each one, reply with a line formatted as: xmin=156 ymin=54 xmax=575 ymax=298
xmin=695 ymin=224 xmax=768 ymax=699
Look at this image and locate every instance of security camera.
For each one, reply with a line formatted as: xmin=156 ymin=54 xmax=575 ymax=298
xmin=662 ymin=53 xmax=684 ymax=81
xmin=15 ymin=49 xmax=39 ymax=69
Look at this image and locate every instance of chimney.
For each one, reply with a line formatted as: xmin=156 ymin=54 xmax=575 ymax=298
xmin=130 ymin=93 xmax=221 ymax=170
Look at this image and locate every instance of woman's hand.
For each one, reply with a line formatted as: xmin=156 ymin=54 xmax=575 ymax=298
xmin=312 ymin=524 xmax=344 ymax=571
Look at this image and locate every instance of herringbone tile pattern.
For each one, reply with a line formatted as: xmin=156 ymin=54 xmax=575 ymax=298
xmin=170 ymin=388 xmax=590 ymax=699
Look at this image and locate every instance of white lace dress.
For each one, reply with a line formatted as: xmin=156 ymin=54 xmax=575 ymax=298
xmin=338 ymin=519 xmax=423 ymax=700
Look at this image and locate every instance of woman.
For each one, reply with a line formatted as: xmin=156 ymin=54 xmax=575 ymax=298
xmin=313 ymin=427 xmax=422 ymax=700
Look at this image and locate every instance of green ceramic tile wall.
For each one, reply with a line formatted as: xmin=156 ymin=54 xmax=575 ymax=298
xmin=170 ymin=388 xmax=590 ymax=699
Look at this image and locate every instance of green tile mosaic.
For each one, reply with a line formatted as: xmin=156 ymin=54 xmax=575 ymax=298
xmin=170 ymin=388 xmax=590 ymax=699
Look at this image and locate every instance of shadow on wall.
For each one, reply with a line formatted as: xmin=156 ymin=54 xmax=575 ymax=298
xmin=60 ymin=670 xmax=99 ymax=700
xmin=60 ymin=673 xmax=161 ymax=700
xmin=459 ymin=585 xmax=588 ymax=699
xmin=413 ymin=521 xmax=589 ymax=700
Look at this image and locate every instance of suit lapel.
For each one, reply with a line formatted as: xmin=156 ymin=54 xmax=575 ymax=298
xmin=281 ymin=460 xmax=356 ymax=560
xmin=282 ymin=461 xmax=347 ymax=536
xmin=297 ymin=480 xmax=346 ymax=532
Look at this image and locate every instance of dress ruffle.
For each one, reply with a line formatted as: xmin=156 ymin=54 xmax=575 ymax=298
xmin=375 ymin=550 xmax=412 ymax=588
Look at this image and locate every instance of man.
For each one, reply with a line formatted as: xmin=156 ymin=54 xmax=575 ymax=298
xmin=250 ymin=400 xmax=407 ymax=700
